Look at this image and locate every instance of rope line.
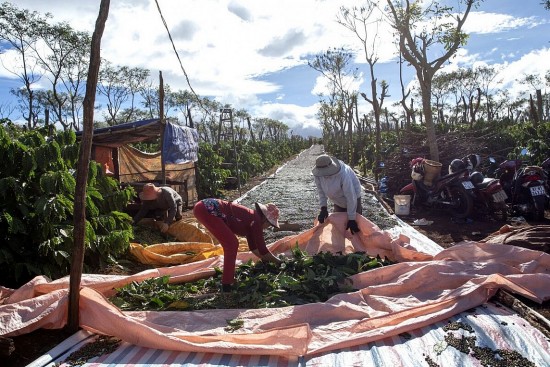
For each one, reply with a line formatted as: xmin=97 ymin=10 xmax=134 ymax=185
xmin=154 ymin=0 xmax=208 ymax=115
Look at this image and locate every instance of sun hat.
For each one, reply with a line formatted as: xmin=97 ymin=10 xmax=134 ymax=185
xmin=139 ymin=183 xmax=162 ymax=201
xmin=255 ymin=202 xmax=280 ymax=228
xmin=312 ymin=154 xmax=341 ymax=176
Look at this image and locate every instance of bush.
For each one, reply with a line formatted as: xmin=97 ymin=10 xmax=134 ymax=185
xmin=196 ymin=137 xmax=310 ymax=199
xmin=0 ymin=123 xmax=134 ymax=287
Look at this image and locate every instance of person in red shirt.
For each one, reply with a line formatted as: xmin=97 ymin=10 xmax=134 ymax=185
xmin=193 ymin=198 xmax=282 ymax=292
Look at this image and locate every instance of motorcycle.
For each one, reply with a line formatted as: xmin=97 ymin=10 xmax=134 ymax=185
xmin=495 ymin=158 xmax=522 ymax=201
xmin=453 ymin=155 xmax=508 ymax=221
xmin=399 ymin=157 xmax=475 ymax=218
xmin=510 ymin=164 xmax=548 ymax=221
xmin=542 ymin=157 xmax=550 ymax=209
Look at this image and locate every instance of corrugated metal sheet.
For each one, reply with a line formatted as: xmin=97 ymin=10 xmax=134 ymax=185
xmin=31 ymin=301 xmax=550 ymax=367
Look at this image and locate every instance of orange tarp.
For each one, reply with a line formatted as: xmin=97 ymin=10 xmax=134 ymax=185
xmin=1 ymin=213 xmax=549 ymax=357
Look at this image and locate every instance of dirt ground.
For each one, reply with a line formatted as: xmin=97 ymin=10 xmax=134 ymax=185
xmin=392 ymin=204 xmax=550 ymax=248
xmin=4 ymin=145 xmax=550 ymax=366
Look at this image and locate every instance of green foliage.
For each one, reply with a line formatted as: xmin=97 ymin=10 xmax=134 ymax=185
xmin=110 ymin=247 xmax=393 ymax=311
xmin=196 ymin=142 xmax=231 ymax=198
xmin=196 ymin=136 xmax=309 ymax=199
xmin=0 ymin=125 xmax=135 ymax=287
xmin=503 ymin=122 xmax=550 ymax=164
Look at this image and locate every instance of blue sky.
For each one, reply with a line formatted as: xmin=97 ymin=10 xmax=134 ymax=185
xmin=1 ymin=0 xmax=549 ymax=137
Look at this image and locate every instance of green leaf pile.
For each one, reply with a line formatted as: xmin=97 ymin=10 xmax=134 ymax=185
xmin=110 ymin=246 xmax=393 ymax=311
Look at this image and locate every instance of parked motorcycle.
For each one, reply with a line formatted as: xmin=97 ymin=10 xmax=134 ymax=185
xmin=495 ymin=158 xmax=522 ymax=200
xmin=494 ymin=149 xmax=548 ymax=221
xmin=542 ymin=157 xmax=550 ymax=209
xmin=510 ymin=164 xmax=548 ymax=221
xmin=399 ymin=157 xmax=475 ymax=218
xmin=453 ymin=154 xmax=508 ymax=221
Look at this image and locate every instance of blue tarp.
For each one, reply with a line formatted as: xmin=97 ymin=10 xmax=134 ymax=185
xmin=162 ymin=122 xmax=198 ymax=164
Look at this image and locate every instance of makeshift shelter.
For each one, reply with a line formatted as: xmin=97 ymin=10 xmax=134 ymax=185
xmin=76 ymin=119 xmax=199 ymax=208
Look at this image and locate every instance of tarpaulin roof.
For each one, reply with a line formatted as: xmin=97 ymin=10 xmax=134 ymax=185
xmin=76 ymin=119 xmax=164 ymax=147
xmin=76 ymin=119 xmax=199 ymax=164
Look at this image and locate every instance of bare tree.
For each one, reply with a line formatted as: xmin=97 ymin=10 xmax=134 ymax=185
xmin=0 ymin=3 xmax=49 ymax=128
xmin=0 ymin=101 xmax=15 ymax=119
xmin=518 ymin=73 xmax=546 ymax=124
xmin=309 ymin=48 xmax=359 ymax=161
xmin=475 ymin=65 xmax=501 ymax=122
xmin=31 ymin=22 xmax=90 ymax=130
xmin=98 ymin=61 xmax=150 ymax=125
xmin=455 ymin=68 xmax=482 ymax=127
xmin=398 ymin=50 xmax=415 ymax=129
xmin=167 ymin=89 xmax=198 ymax=126
xmin=431 ymin=71 xmax=454 ymax=127
xmin=385 ymin=0 xmax=478 ymax=161
xmin=338 ymin=3 xmax=389 ymax=177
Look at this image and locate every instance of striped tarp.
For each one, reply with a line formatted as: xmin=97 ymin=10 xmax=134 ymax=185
xmin=33 ymin=301 xmax=550 ymax=367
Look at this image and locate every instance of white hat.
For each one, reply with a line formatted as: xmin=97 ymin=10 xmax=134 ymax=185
xmin=312 ymin=155 xmax=341 ymax=176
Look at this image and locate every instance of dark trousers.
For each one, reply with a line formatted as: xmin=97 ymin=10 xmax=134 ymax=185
xmin=333 ymin=198 xmax=362 ymax=215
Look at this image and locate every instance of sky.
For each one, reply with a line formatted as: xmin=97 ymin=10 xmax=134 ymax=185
xmin=1 ymin=0 xmax=549 ymax=137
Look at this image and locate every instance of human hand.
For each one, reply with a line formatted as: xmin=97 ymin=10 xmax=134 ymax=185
xmin=317 ymin=206 xmax=329 ymax=223
xmin=346 ymin=219 xmax=360 ymax=235
xmin=158 ymin=222 xmax=169 ymax=233
xmin=262 ymin=251 xmax=283 ymax=264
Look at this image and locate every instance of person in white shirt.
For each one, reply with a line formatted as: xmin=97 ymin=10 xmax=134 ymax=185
xmin=312 ymin=154 xmax=363 ymax=234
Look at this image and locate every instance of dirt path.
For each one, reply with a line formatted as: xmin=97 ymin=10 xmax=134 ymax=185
xmin=229 ymin=145 xmax=398 ymax=244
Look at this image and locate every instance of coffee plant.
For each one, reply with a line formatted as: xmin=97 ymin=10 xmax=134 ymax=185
xmin=0 ymin=123 xmax=135 ymax=287
xmin=197 ymin=136 xmax=310 ymax=199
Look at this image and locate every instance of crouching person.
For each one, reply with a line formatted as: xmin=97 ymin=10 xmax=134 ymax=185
xmin=133 ymin=183 xmax=183 ymax=233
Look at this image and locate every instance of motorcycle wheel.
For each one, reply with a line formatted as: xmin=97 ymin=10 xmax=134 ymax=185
xmin=490 ymin=202 xmax=508 ymax=222
xmin=449 ymin=185 xmax=474 ymax=218
xmin=533 ymin=196 xmax=546 ymax=222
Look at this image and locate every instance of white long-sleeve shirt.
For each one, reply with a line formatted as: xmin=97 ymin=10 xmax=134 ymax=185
xmin=314 ymin=160 xmax=362 ymax=220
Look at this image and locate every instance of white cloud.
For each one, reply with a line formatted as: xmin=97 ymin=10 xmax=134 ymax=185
xmin=497 ymin=48 xmax=550 ymax=96
xmin=2 ymin=0 xmax=550 ymax=136
xmin=465 ymin=12 xmax=539 ymax=34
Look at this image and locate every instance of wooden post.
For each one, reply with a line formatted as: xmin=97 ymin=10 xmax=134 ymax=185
xmin=68 ymin=0 xmax=110 ymax=333
xmin=159 ymin=71 xmax=166 ymax=185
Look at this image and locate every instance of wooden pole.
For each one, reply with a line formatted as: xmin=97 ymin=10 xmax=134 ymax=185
xmin=159 ymin=71 xmax=166 ymax=185
xmin=68 ymin=0 xmax=110 ymax=333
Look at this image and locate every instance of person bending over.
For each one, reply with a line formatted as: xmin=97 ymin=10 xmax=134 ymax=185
xmin=312 ymin=154 xmax=363 ymax=235
xmin=193 ymin=198 xmax=282 ymax=292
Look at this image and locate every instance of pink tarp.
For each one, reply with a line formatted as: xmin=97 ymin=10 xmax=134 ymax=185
xmin=1 ymin=213 xmax=549 ymax=357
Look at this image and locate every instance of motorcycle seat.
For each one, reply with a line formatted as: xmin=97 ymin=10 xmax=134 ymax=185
xmin=476 ymin=177 xmax=498 ymax=189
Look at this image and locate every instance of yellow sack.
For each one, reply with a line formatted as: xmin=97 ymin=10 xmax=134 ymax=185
xmin=132 ymin=217 xmax=250 ymax=266
xmin=130 ymin=242 xmax=224 ymax=266
xmin=136 ymin=218 xmax=214 ymax=243
xmin=166 ymin=220 xmax=214 ymax=243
